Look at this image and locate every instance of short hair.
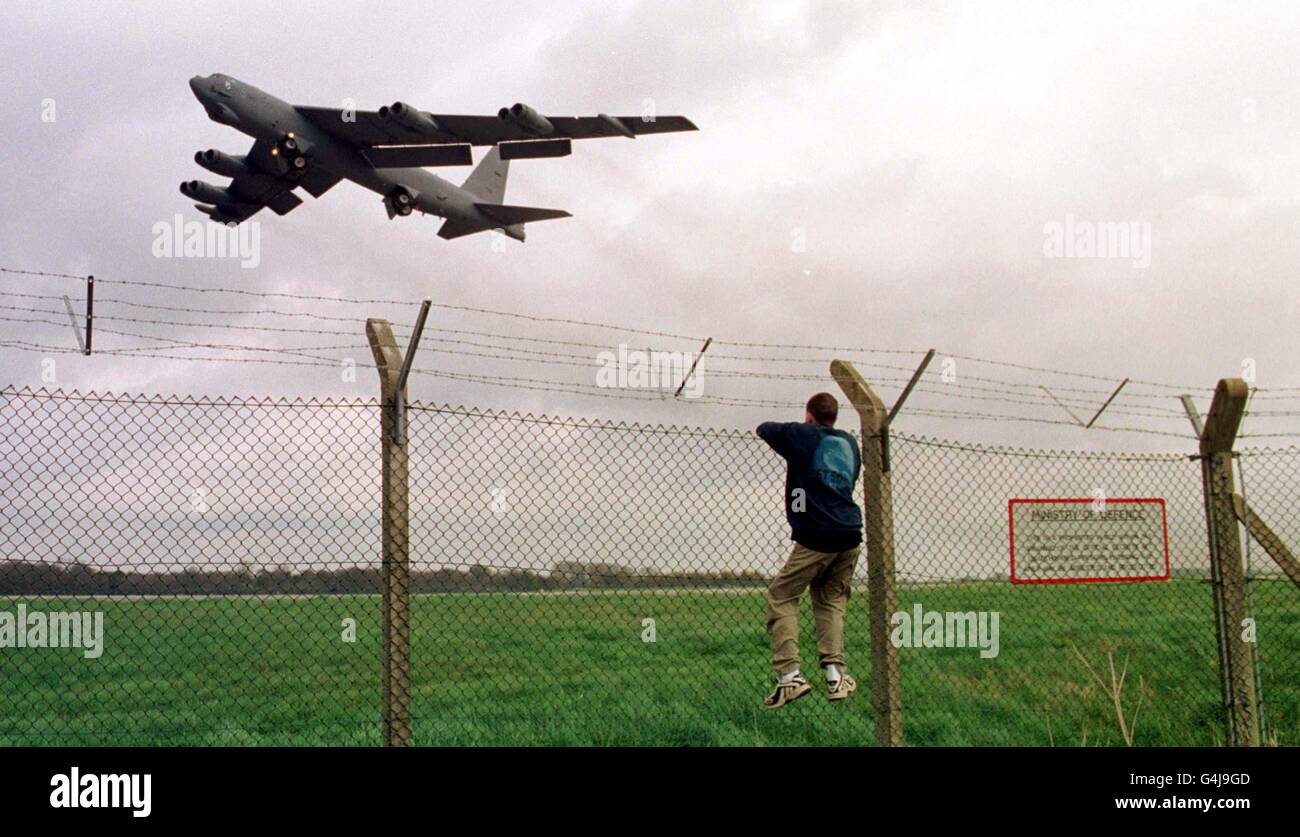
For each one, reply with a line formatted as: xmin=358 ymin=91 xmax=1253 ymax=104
xmin=806 ymin=392 xmax=838 ymax=425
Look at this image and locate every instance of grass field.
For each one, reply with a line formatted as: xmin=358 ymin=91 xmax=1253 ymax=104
xmin=2 ymin=579 xmax=1295 ymax=745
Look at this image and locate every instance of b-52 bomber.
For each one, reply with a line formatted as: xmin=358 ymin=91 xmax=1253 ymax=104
xmin=183 ymin=74 xmax=697 ymax=241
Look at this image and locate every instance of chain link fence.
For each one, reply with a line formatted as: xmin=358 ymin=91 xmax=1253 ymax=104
xmin=892 ymin=435 xmax=1220 ymax=745
xmin=1235 ymin=446 xmax=1300 ymax=743
xmin=0 ymin=386 xmax=1294 ymax=745
xmin=0 ymin=388 xmax=383 ymax=745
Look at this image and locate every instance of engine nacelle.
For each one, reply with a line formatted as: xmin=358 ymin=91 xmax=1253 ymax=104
xmin=180 ymin=179 xmax=232 ymax=205
xmin=195 ymin=149 xmax=250 ymax=178
xmin=498 ymin=102 xmax=554 ymax=135
xmin=379 ymin=101 xmax=442 ymax=135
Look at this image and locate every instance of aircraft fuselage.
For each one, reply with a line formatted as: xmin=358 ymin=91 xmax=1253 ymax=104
xmin=188 ymin=73 xmax=512 ymax=236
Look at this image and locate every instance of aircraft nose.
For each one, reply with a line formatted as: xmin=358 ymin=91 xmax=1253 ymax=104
xmin=189 ymin=76 xmax=206 ymax=98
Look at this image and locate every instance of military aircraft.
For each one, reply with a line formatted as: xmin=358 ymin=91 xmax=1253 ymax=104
xmin=183 ymin=73 xmax=697 ymax=242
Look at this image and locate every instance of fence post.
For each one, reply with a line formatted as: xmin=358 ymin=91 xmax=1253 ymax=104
xmin=830 ymin=359 xmax=903 ymax=746
xmin=1198 ymin=377 xmax=1260 ymax=746
xmin=366 ymin=318 xmax=412 ymax=747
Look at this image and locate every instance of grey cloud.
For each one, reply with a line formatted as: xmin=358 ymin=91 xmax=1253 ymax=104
xmin=0 ymin=1 xmax=1296 ymax=454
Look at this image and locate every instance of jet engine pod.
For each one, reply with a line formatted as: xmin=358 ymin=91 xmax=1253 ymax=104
xmin=379 ymin=101 xmax=442 ymax=136
xmin=498 ymin=102 xmax=554 ymax=135
xmin=195 ymin=149 xmax=250 ymax=178
xmin=180 ymin=179 xmax=232 ymax=206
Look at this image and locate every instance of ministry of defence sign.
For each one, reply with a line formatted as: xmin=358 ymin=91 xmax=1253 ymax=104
xmin=1008 ymin=498 xmax=1169 ymax=584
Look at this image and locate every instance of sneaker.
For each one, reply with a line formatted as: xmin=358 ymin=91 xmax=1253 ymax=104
xmin=827 ymin=673 xmax=857 ymax=701
xmin=764 ymin=674 xmax=811 ymax=709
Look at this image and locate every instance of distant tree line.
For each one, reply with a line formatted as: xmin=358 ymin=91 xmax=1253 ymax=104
xmin=0 ymin=559 xmax=767 ymax=596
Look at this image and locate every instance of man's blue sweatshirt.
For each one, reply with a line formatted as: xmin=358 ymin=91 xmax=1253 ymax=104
xmin=756 ymin=421 xmax=863 ymax=553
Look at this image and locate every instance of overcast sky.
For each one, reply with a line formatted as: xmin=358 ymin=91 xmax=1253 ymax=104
xmin=1 ymin=0 xmax=1298 ymax=451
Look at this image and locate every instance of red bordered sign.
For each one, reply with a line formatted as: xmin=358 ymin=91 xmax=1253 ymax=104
xmin=1008 ymin=498 xmax=1170 ymax=584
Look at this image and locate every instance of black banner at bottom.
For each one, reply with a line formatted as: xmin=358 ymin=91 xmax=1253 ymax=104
xmin=0 ymin=746 xmax=1282 ymax=823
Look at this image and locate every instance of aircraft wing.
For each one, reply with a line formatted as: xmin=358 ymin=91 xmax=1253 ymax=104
xmin=192 ymin=139 xmax=342 ymax=224
xmin=544 ymin=115 xmax=699 ymax=139
xmin=296 ymin=106 xmax=697 ymax=147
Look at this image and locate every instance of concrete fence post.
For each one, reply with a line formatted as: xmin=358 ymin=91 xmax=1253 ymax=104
xmin=366 ymin=318 xmax=412 ymax=747
xmin=830 ymin=359 xmax=903 ymax=746
xmin=1198 ymin=377 xmax=1260 ymax=746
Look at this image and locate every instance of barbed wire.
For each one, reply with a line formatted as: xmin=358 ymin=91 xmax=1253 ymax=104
xmin=10 ymin=285 xmax=1282 ymax=408
xmin=0 ymin=330 xmax=1282 ymax=435
xmin=0 ymin=268 xmax=711 ymax=342
xmin=8 ymin=307 xmax=1296 ymax=422
xmin=0 ymin=267 xmax=88 ymax=281
xmin=7 ymin=341 xmax=1300 ymax=443
xmin=6 ymin=273 xmax=1298 ymax=408
xmin=9 ymin=339 xmax=1297 ymax=441
xmin=1 ymin=264 xmax=1264 ymax=391
xmin=5 ymin=265 xmax=1300 ymax=439
xmin=0 ymin=312 xmax=1212 ymax=419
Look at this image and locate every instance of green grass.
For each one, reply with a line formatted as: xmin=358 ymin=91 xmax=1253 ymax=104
xmin=1 ymin=580 xmax=1295 ymax=745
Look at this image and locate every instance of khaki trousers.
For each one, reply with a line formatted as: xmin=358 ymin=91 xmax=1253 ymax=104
xmin=766 ymin=542 xmax=860 ymax=675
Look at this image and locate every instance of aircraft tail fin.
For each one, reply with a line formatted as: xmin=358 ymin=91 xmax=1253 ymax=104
xmin=438 ymin=149 xmax=570 ymax=242
xmin=461 ymin=146 xmax=509 ymax=203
